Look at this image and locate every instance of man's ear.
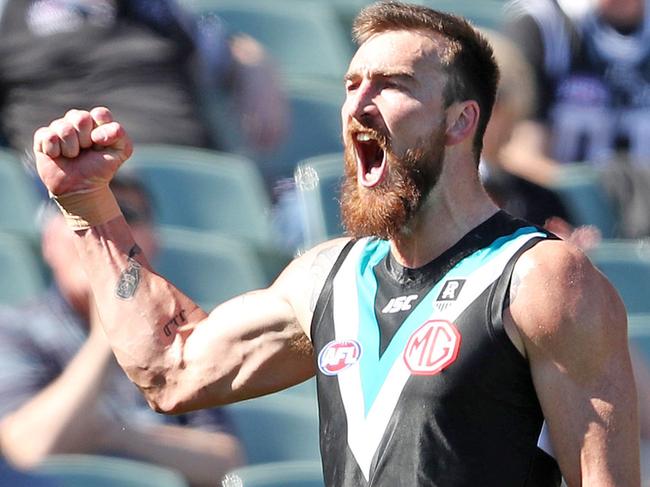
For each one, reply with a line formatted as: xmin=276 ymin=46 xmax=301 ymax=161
xmin=445 ymin=100 xmax=480 ymax=146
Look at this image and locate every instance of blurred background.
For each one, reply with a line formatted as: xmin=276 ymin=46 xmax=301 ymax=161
xmin=1 ymin=0 xmax=650 ymax=485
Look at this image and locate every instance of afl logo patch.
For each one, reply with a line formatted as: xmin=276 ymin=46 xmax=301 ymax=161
xmin=318 ymin=339 xmax=362 ymax=376
xmin=403 ymin=320 xmax=461 ymax=375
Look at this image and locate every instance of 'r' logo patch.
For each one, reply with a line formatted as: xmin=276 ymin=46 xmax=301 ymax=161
xmin=437 ymin=279 xmax=465 ymax=301
xmin=435 ymin=279 xmax=466 ymax=311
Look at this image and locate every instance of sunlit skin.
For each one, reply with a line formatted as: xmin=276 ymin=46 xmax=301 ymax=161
xmin=342 ymin=29 xmax=446 ymax=183
xmin=340 ymin=32 xmax=450 ymax=240
xmin=42 ymin=187 xmax=157 ymax=323
xmin=341 ymin=29 xmax=490 ymax=267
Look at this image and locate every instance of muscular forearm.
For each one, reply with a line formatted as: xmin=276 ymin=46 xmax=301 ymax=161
xmin=113 ymin=423 xmax=243 ymax=487
xmin=0 ymin=334 xmax=115 ymax=466
xmin=33 ymin=107 xmax=314 ymax=416
xmin=74 ymin=217 xmax=207 ymax=411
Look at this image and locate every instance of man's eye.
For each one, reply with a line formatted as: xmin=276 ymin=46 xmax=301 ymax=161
xmin=345 ymin=81 xmax=360 ymax=92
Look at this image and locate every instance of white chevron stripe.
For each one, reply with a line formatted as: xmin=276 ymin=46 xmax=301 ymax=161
xmin=332 ymin=240 xmax=368 ymax=476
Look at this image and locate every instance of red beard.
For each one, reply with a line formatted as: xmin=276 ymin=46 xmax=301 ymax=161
xmin=340 ymin=123 xmax=445 ymax=240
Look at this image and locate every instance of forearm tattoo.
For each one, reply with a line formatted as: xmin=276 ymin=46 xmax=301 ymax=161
xmin=163 ymin=310 xmax=188 ymax=337
xmin=115 ymin=244 xmax=142 ymax=300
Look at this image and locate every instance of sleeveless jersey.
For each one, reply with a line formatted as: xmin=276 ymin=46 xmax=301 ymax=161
xmin=311 ymin=211 xmax=561 ymax=486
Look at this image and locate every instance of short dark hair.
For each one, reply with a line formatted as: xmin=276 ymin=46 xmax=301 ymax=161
xmin=352 ymin=1 xmax=500 ymax=158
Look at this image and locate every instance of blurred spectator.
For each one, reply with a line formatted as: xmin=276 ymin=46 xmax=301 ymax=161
xmin=0 ymin=0 xmax=287 ymax=154
xmin=0 ymin=176 xmax=243 ymax=487
xmin=480 ymin=28 xmax=601 ymax=249
xmin=502 ymin=0 xmax=650 ymax=185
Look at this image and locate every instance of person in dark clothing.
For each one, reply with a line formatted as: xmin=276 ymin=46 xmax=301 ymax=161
xmin=479 ymin=29 xmax=600 ymax=249
xmin=0 ymin=0 xmax=287 ymax=154
xmin=0 ymin=177 xmax=243 ymax=487
xmin=501 ymin=0 xmax=650 ymax=186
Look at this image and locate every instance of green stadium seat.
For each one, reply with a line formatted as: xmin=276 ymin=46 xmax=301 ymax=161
xmin=0 ymin=148 xmax=41 ymax=237
xmin=628 ymin=314 xmax=650 ymax=365
xmin=185 ymin=0 xmax=351 ymax=80
xmin=548 ymin=163 xmax=618 ymax=238
xmin=280 ymin=376 xmax=317 ymax=398
xmin=124 ymin=145 xmax=276 ymax=246
xmin=0 ymin=232 xmax=47 ymax=305
xmin=222 ymin=460 xmax=324 ymax=487
xmin=154 ymin=227 xmax=269 ymax=310
xmin=254 ymin=79 xmax=344 ymax=189
xmin=1 ymin=457 xmax=62 ymax=486
xmin=408 ymin=0 xmax=506 ymax=28
xmin=294 ymin=153 xmax=345 ymax=248
xmin=279 ymin=0 xmax=505 ymax=40
xmin=588 ymin=240 xmax=650 ymax=314
xmin=224 ymin=393 xmax=320 ymax=465
xmin=322 ymin=0 xmax=371 ymax=48
xmin=31 ymin=454 xmax=188 ymax=487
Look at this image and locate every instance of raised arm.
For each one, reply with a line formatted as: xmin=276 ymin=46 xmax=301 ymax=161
xmin=507 ymin=240 xmax=640 ymax=486
xmin=33 ymin=107 xmax=336 ymax=414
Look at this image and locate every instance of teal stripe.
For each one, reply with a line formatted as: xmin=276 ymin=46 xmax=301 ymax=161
xmin=355 ymin=227 xmax=544 ymax=416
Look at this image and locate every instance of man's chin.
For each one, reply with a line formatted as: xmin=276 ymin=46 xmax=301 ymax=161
xmin=340 ymin=136 xmax=442 ymax=240
xmin=341 ymin=188 xmax=413 ymax=241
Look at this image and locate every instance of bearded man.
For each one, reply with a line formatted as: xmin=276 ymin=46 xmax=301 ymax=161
xmin=32 ymin=2 xmax=639 ymax=486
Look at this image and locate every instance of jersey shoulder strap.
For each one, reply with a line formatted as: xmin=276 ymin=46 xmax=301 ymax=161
xmin=310 ymin=239 xmax=359 ymax=339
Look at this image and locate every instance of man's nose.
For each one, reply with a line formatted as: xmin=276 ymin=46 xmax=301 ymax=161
xmin=345 ymin=81 xmax=380 ymax=125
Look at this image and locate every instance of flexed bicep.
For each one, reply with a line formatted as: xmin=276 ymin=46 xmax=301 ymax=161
xmin=170 ymin=288 xmax=315 ymax=413
xmin=509 ymin=240 xmax=640 ymax=486
xmin=166 ymin=239 xmax=353 ymax=412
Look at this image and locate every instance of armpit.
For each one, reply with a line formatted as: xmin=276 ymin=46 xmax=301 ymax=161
xmin=289 ymin=331 xmax=314 ymax=359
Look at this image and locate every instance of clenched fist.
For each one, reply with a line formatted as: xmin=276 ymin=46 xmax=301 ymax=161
xmin=33 ymin=107 xmax=133 ymax=197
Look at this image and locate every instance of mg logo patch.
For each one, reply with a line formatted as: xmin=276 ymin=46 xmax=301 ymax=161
xmin=318 ymin=339 xmax=362 ymax=376
xmin=403 ymin=320 xmax=461 ymax=375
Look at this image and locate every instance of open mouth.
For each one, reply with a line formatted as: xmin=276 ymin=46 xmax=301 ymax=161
xmin=353 ymin=132 xmax=387 ymax=188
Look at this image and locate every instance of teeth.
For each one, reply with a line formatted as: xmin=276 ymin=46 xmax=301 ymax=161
xmin=356 ymin=133 xmax=372 ymax=142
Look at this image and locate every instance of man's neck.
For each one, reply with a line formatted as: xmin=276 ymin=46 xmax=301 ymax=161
xmin=389 ymin=166 xmax=499 ymax=269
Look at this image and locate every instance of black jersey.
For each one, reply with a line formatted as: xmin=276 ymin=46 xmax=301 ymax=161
xmin=311 ymin=212 xmax=562 ymax=486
